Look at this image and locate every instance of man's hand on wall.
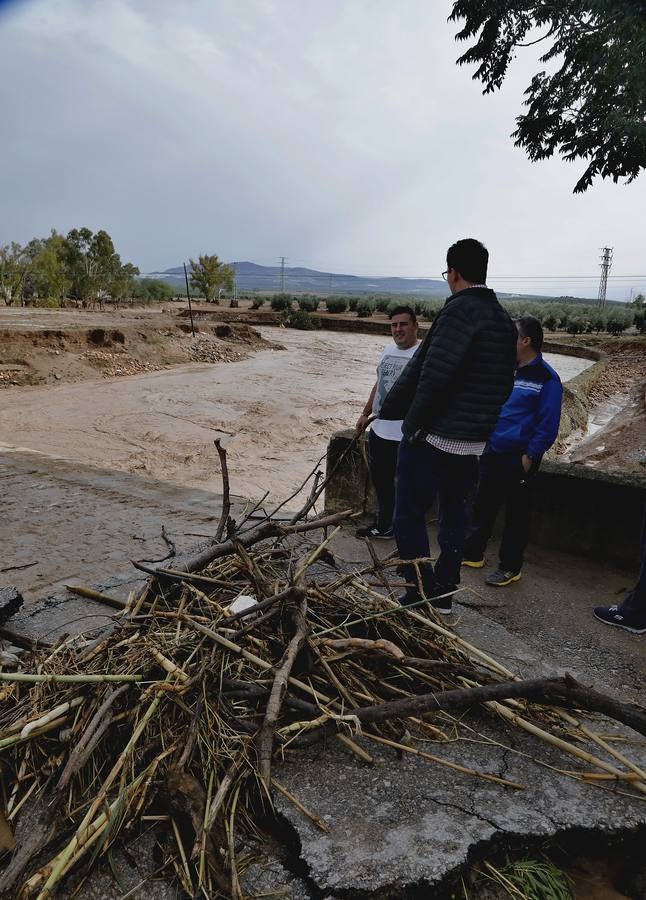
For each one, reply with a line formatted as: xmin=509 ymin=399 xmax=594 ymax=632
xmin=355 ymin=413 xmax=371 ymax=435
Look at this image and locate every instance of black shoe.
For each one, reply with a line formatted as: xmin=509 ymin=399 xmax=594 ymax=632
xmin=430 ymin=587 xmax=454 ymax=615
xmin=355 ymin=524 xmax=394 ymax=539
xmin=593 ymin=605 xmax=646 ymax=635
xmin=397 ymin=590 xmax=453 ymax=615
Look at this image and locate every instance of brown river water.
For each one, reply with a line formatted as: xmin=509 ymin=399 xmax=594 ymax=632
xmin=0 ymin=328 xmax=591 ymax=506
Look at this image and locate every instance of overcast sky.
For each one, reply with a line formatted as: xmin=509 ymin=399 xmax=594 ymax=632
xmin=0 ymin=0 xmax=644 ymax=299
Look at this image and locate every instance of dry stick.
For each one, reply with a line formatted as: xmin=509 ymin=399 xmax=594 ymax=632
xmin=293 ymin=525 xmax=342 ymax=582
xmin=36 ymin=684 xmax=170 ymax=897
xmin=234 ymin=489 xmax=270 ymax=532
xmin=204 ymin=750 xmax=249 ymax=835
xmin=379 ymin=593 xmax=517 ymax=679
xmin=288 ymin=470 xmax=322 ymax=526
xmin=228 ymin=785 xmax=243 ymax=900
xmin=236 ymin=606 xmax=281 ymax=638
xmin=258 ymin=600 xmax=309 ymax=789
xmin=352 ymin=675 xmax=646 ymax=740
xmin=237 ymin=428 xmax=361 ymax=537
xmin=336 ymin=733 xmax=375 ymax=764
xmin=129 ymin=562 xmax=234 ymax=590
xmin=363 ymin=732 xmax=524 ymax=790
xmin=177 ymin=696 xmax=203 ymax=771
xmin=234 ymin=539 xmax=270 ymax=596
xmin=214 ymin=438 xmax=231 ymax=542
xmin=271 ymin=778 xmax=330 ymax=833
xmin=362 ymin=537 xmax=395 ymax=599
xmin=0 ymin=672 xmax=141 ymax=685
xmin=557 ymin=709 xmax=646 ymax=785
xmin=64 ymin=584 xmax=127 ymax=609
xmin=180 ymin=615 xmax=334 ymax=707
xmin=321 ymin=643 xmax=503 ymax=686
xmin=159 ymin=509 xmax=355 ymax=575
xmin=56 ymin=685 xmax=130 ymax=792
xmin=487 ymin=700 xmax=646 ymax=797
xmin=0 ymin=715 xmax=70 ymax=751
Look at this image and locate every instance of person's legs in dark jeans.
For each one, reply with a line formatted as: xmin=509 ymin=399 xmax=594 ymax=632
xmin=435 ymin=454 xmax=478 ymax=589
xmin=498 ymin=459 xmax=534 ymax=574
xmin=368 ymin=430 xmax=399 ymax=533
xmin=594 ymin=507 xmax=646 ymax=632
xmin=394 ymin=440 xmax=442 ymax=601
xmin=463 ymin=453 xmax=507 ymax=563
xmin=620 ymin=509 xmax=646 ymax=620
xmin=394 ymin=441 xmax=477 ymax=606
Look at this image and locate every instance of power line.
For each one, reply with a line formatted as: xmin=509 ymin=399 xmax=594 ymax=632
xmin=279 ymin=256 xmax=287 ymax=292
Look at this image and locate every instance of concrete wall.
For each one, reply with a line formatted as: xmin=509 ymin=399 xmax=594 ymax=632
xmin=325 ymin=429 xmax=646 ymax=570
xmin=542 ymin=342 xmax=606 ymax=451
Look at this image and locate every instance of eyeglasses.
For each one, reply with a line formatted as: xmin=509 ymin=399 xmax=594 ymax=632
xmin=441 ymin=269 xmax=449 ymax=281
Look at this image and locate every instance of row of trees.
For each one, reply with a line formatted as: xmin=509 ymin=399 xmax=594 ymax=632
xmin=0 ymin=235 xmax=236 ymax=308
xmin=0 ymin=228 xmax=197 ymax=306
xmin=248 ymin=293 xmax=645 ymax=336
xmin=0 ymin=228 xmax=145 ymax=307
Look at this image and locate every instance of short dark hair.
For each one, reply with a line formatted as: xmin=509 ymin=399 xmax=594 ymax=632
xmin=517 ymin=315 xmax=543 ymax=352
xmin=446 ymin=238 xmax=488 ymax=284
xmin=389 ymin=305 xmax=416 ymax=322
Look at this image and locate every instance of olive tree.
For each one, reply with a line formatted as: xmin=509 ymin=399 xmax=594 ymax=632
xmin=450 ymin=0 xmax=646 ymax=192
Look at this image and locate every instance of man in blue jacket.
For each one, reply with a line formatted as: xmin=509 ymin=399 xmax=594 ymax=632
xmin=462 ymin=315 xmax=563 ymax=586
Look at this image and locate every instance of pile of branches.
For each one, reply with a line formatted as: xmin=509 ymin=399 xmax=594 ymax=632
xmin=1 ymin=452 xmax=646 ymax=898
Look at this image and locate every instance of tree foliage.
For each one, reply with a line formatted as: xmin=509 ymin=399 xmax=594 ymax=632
xmin=450 ymin=0 xmax=646 ymax=192
xmin=189 ymin=254 xmax=234 ymax=303
xmin=133 ymin=278 xmax=175 ymax=302
xmin=0 ymin=228 xmax=140 ymax=306
xmin=0 ymin=242 xmax=28 ymax=305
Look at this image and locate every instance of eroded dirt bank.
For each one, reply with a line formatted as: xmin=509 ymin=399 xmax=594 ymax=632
xmin=0 ymin=319 xmax=281 ymax=387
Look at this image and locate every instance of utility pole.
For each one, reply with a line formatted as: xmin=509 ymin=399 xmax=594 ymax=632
xmin=597 ymin=247 xmax=613 ymax=309
xmin=279 ymin=256 xmax=287 ymax=293
xmin=183 ymin=262 xmax=195 ymax=337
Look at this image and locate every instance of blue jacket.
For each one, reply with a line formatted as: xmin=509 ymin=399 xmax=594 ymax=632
xmin=487 ymin=354 xmax=563 ymax=460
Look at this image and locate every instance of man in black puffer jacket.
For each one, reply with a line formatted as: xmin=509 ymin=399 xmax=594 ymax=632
xmin=379 ymin=238 xmax=516 ymax=614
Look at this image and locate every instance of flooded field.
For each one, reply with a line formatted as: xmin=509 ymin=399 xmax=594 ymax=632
xmin=0 ymin=327 xmax=592 ymax=505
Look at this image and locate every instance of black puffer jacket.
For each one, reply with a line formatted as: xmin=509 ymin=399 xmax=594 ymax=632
xmin=380 ymin=287 xmax=517 ymax=441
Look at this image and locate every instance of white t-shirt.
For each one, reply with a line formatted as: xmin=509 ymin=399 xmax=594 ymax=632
xmin=371 ymin=341 xmax=420 ymax=441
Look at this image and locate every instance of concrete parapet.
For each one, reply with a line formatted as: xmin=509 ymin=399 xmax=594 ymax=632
xmin=325 ymin=428 xmax=646 ymax=569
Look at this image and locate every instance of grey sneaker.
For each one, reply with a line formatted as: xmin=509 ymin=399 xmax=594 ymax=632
xmin=485 ymin=568 xmax=521 ymax=587
xmin=355 ymin=524 xmax=394 ymax=539
xmin=593 ymin=605 xmax=646 ymax=635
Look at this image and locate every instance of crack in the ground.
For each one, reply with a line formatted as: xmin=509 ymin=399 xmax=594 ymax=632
xmin=430 ymin=795 xmax=503 ymax=834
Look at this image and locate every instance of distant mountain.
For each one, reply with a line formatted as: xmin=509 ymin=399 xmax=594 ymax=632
xmin=147 ymin=261 xmax=448 ymax=296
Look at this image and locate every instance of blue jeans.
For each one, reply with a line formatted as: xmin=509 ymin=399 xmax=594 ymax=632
xmin=394 ymin=439 xmax=478 ymax=600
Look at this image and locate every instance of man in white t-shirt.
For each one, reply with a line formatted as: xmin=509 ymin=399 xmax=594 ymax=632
xmin=355 ymin=306 xmax=420 ymax=538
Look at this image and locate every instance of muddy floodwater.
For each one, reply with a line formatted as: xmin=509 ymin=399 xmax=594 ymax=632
xmin=0 ymin=328 xmax=592 ymax=505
